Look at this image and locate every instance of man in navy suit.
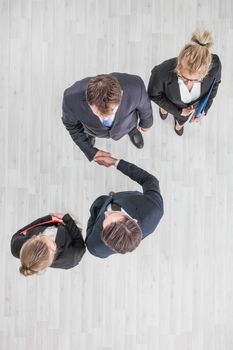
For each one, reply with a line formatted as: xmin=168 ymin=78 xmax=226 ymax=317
xmin=62 ymin=74 xmax=153 ymax=167
xmin=85 ymin=159 xmax=164 ymax=258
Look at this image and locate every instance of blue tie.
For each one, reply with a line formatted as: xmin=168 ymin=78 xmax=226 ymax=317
xmin=102 ymin=117 xmax=113 ymax=128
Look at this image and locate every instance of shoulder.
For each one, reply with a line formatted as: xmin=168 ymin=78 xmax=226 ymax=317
xmin=151 ymin=57 xmax=177 ymax=76
xmin=11 ymin=233 xmax=26 ymax=258
xmin=63 ymin=77 xmax=91 ymax=103
xmin=111 ymin=72 xmax=145 ymax=89
xmin=210 ymin=54 xmax=222 ymax=70
xmin=90 ymin=195 xmax=109 ymax=209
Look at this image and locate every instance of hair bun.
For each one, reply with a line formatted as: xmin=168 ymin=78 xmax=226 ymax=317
xmin=191 ymin=28 xmax=213 ymax=49
xmin=19 ymin=265 xmax=34 ymax=277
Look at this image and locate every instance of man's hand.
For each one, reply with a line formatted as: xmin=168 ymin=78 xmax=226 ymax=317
xmin=93 ymin=150 xmax=117 ymax=167
xmin=138 ymin=127 xmax=150 ymax=132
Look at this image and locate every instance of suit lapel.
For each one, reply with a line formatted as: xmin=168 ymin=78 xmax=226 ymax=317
xmin=96 ymin=196 xmax=112 ymax=219
xmin=166 ymin=71 xmax=187 ymax=107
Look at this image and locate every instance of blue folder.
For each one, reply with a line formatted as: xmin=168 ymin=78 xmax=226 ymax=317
xmin=190 ymin=78 xmax=216 ymax=122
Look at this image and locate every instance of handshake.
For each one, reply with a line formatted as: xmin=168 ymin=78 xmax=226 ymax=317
xmin=93 ymin=150 xmax=118 ymax=167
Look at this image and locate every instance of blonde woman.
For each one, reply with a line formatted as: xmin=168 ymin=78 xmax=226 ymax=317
xmin=11 ymin=213 xmax=86 ymax=276
xmin=148 ymin=28 xmax=221 ymax=136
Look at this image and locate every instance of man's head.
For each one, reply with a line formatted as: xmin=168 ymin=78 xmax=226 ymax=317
xmin=101 ymin=211 xmax=142 ymax=254
xmin=86 ymin=74 xmax=122 ymax=118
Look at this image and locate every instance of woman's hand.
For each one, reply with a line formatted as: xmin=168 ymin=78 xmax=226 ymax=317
xmin=192 ymin=111 xmax=205 ymax=124
xmin=50 ymin=213 xmax=64 ymax=220
xmin=181 ymin=105 xmax=195 ymax=116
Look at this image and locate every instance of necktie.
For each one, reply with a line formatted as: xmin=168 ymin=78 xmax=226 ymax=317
xmin=102 ymin=117 xmax=113 ymax=128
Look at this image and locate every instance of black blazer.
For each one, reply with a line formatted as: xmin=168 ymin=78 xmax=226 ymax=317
xmin=11 ymin=214 xmax=86 ymax=269
xmin=148 ymin=54 xmax=221 ymax=116
xmin=85 ymin=160 xmax=164 ymax=258
xmin=62 ymin=73 xmax=153 ymax=161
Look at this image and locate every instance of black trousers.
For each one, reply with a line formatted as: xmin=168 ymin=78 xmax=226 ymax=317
xmin=174 ymin=114 xmax=190 ymax=126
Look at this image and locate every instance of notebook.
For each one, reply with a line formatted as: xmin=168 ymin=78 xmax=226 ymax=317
xmin=189 ymin=78 xmax=216 ymax=122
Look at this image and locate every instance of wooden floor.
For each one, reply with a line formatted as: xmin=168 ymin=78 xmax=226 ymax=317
xmin=1 ymin=0 xmax=233 ymax=349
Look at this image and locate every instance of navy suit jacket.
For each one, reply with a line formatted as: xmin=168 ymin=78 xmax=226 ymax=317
xmin=62 ymin=73 xmax=153 ymax=161
xmin=11 ymin=214 xmax=86 ymax=269
xmin=85 ymin=160 xmax=164 ymax=258
xmin=148 ymin=54 xmax=221 ymax=116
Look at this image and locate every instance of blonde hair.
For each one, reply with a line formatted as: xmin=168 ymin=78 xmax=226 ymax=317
xmin=19 ymin=235 xmax=55 ymax=277
xmin=177 ymin=28 xmax=213 ymax=75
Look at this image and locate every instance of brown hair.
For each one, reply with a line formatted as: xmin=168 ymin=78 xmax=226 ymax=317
xmin=19 ymin=236 xmax=55 ymax=277
xmin=177 ymin=28 xmax=213 ymax=76
xmin=86 ymin=74 xmax=122 ymax=115
xmin=101 ymin=216 xmax=142 ymax=254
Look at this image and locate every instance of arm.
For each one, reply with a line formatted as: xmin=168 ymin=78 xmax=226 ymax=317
xmin=14 ymin=215 xmax=52 ymax=236
xmin=62 ymin=214 xmax=86 ymax=248
xmin=62 ymin=96 xmax=99 ymax=161
xmin=148 ymin=68 xmax=182 ymax=116
xmin=137 ymin=77 xmax=153 ymax=128
xmin=116 ymin=160 xmax=163 ymax=207
xmin=204 ymin=59 xmax=222 ymax=114
xmin=86 ymin=196 xmax=108 ymax=239
xmin=11 ymin=215 xmax=52 ymax=258
xmin=62 ymin=214 xmax=86 ymax=264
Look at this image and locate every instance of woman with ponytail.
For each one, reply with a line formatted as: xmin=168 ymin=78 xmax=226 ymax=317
xmin=148 ymin=28 xmax=221 ymax=136
xmin=11 ymin=213 xmax=86 ymax=276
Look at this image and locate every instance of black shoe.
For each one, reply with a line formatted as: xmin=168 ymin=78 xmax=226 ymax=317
xmin=174 ymin=120 xmax=184 ymax=136
xmin=159 ymin=108 xmax=168 ymax=120
xmin=87 ymin=134 xmax=95 ymax=146
xmin=128 ymin=129 xmax=144 ymax=149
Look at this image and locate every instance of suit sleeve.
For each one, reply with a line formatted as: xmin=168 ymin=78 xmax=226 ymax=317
xmin=148 ymin=68 xmax=182 ymax=116
xmin=62 ymin=94 xmax=99 ymax=161
xmin=62 ymin=214 xmax=86 ymax=264
xmin=86 ymin=196 xmax=108 ymax=240
xmin=204 ymin=57 xmax=222 ymax=114
xmin=11 ymin=215 xmax=52 ymax=258
xmin=86 ymin=203 xmax=99 ymax=240
xmin=136 ymin=77 xmax=153 ymax=128
xmin=116 ymin=160 xmax=163 ymax=210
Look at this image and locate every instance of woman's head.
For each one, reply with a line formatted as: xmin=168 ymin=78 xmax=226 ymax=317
xmin=177 ymin=28 xmax=213 ymax=82
xmin=19 ymin=235 xmax=56 ymax=277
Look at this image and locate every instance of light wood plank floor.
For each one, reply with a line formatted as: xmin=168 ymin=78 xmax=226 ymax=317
xmin=1 ymin=0 xmax=233 ymax=349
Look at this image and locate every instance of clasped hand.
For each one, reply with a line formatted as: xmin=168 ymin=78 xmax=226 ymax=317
xmin=181 ymin=106 xmax=205 ymax=124
xmin=93 ymin=150 xmax=117 ymax=167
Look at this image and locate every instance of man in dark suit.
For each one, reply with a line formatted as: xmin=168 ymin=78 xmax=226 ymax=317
xmin=85 ymin=159 xmax=164 ymax=258
xmin=62 ymin=74 xmax=153 ymax=166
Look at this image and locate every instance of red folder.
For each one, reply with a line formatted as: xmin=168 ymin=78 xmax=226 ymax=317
xmin=20 ymin=219 xmax=64 ymax=235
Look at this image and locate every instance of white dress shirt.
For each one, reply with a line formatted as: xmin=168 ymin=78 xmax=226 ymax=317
xmin=178 ymin=78 xmax=201 ymax=103
xmin=43 ymin=226 xmax=58 ymax=240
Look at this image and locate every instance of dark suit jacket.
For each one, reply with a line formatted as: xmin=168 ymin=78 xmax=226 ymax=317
xmin=62 ymin=73 xmax=153 ymax=161
xmin=85 ymin=160 xmax=164 ymax=258
xmin=148 ymin=54 xmax=221 ymax=116
xmin=11 ymin=214 xmax=86 ymax=269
